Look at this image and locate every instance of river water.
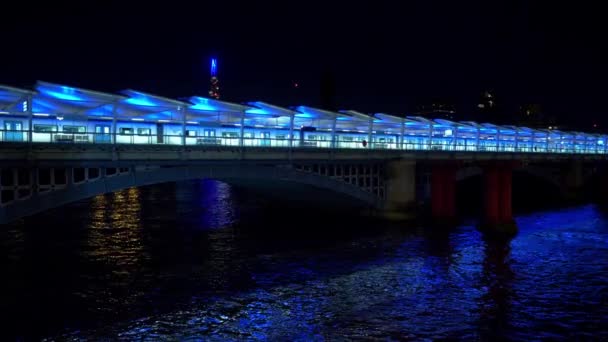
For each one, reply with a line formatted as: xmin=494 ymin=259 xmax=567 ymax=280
xmin=1 ymin=180 xmax=607 ymax=340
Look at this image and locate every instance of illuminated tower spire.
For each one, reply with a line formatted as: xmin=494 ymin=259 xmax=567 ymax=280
xmin=209 ymin=58 xmax=220 ymax=99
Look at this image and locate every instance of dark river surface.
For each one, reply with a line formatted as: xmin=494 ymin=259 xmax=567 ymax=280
xmin=1 ymin=179 xmax=607 ymax=340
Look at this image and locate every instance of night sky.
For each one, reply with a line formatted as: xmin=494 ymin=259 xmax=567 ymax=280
xmin=2 ymin=1 xmax=607 ymax=129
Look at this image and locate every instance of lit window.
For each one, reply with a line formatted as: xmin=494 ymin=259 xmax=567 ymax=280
xmin=34 ymin=124 xmax=56 ymax=132
xmin=63 ymin=125 xmax=85 ymax=133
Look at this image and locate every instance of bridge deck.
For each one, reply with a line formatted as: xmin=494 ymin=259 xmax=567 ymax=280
xmin=1 ymin=142 xmax=606 ymax=166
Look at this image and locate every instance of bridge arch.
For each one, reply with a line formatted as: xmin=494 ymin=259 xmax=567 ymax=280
xmin=0 ymin=164 xmax=381 ymax=224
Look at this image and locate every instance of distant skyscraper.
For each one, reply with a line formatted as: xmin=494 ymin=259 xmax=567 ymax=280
xmin=414 ymin=97 xmax=457 ymax=120
xmin=209 ymin=58 xmax=220 ymax=99
xmin=476 ymin=90 xmax=498 ymax=122
xmin=477 ymin=90 xmax=495 ymax=111
xmin=518 ymin=103 xmax=551 ymax=129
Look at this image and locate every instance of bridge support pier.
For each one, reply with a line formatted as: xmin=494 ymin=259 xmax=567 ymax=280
xmin=559 ymin=160 xmax=584 ymax=202
xmin=382 ymin=160 xmax=416 ymax=220
xmin=481 ymin=164 xmax=516 ymax=234
xmin=595 ymin=166 xmax=608 ymax=203
xmin=431 ymin=164 xmax=457 ymax=224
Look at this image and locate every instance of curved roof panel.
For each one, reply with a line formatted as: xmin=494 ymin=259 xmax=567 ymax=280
xmin=246 ymin=101 xmax=294 ymax=117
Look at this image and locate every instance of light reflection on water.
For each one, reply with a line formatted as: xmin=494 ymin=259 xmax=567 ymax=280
xmin=0 ymin=180 xmax=607 ymax=340
xmin=86 ymin=188 xmax=144 ymax=266
xmin=79 ymin=188 xmax=147 ymax=314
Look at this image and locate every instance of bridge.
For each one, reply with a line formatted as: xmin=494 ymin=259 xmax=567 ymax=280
xmin=2 ymin=81 xmax=608 ymax=231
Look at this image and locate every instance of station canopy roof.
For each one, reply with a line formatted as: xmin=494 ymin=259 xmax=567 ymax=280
xmin=374 ymin=113 xmax=403 ymax=124
xmin=245 ymin=102 xmax=294 ymax=128
xmin=0 ymin=84 xmax=35 ymax=113
xmin=336 ymin=110 xmax=372 ymax=132
xmin=0 ymin=81 xmax=606 ymax=141
xmin=33 ymin=81 xmax=126 ymax=119
xmin=292 ymin=106 xmax=340 ymax=129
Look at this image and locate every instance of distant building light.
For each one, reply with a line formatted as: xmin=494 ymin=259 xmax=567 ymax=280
xmin=131 ymin=118 xmax=144 ymax=121
xmin=477 ymin=104 xmax=485 ymax=109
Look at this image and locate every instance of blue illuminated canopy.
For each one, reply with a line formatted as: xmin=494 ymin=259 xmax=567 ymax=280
xmin=374 ymin=113 xmax=404 ymax=124
xmin=121 ymin=89 xmax=188 ymax=109
xmin=2 ymin=80 xmax=608 ymax=156
xmin=294 ymin=106 xmax=339 ymax=119
xmin=189 ymin=96 xmax=251 ymax=113
xmin=0 ymin=85 xmax=34 ymax=112
xmin=246 ymin=101 xmax=295 ymax=118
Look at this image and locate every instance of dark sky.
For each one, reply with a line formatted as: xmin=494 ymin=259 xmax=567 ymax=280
xmin=2 ymin=1 xmax=607 ymax=129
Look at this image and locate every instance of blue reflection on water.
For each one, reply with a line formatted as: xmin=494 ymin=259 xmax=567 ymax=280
xmin=198 ymin=179 xmax=238 ymax=229
xmin=1 ymin=182 xmax=607 ymax=340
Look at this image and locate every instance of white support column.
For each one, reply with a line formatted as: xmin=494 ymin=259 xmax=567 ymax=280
xmin=239 ymin=110 xmax=245 ymax=147
xmin=514 ymin=129 xmax=519 ymax=152
xmin=26 ymin=95 xmax=33 ymax=143
xmin=330 ymin=115 xmax=337 ymax=148
xmin=546 ymin=133 xmax=550 ymax=153
xmin=496 ymin=129 xmax=500 ymax=152
xmin=475 ymin=127 xmax=480 ymax=151
xmin=111 ymin=103 xmax=118 ymax=145
xmin=428 ymin=123 xmax=433 ymax=150
xmin=181 ymin=106 xmax=186 ymax=146
xmin=400 ymin=118 xmax=405 ymax=150
xmin=288 ymin=112 xmax=295 ymax=148
xmin=367 ymin=117 xmax=373 ymax=149
xmin=452 ymin=125 xmax=457 ymax=151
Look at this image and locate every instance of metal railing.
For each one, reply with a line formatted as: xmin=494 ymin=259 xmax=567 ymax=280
xmin=0 ymin=130 xmax=605 ymax=155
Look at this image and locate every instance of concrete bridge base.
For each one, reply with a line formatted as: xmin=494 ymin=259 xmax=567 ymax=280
xmin=381 ymin=160 xmax=417 ymax=221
